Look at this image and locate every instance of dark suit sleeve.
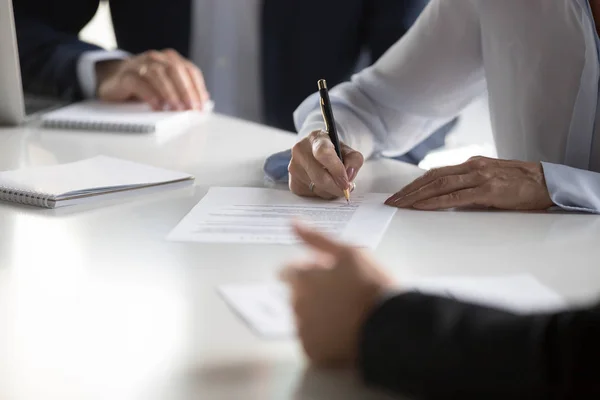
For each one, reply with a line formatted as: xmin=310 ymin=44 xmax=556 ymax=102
xmin=109 ymin=0 xmax=191 ymax=57
xmin=359 ymin=292 xmax=600 ymax=399
xmin=13 ymin=4 xmax=102 ymax=100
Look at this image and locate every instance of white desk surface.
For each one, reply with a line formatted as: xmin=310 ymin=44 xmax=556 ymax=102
xmin=0 ymin=114 xmax=599 ymax=400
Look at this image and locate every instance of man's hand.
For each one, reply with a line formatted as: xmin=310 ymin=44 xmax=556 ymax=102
xmin=280 ymin=222 xmax=396 ymax=367
xmin=385 ymin=156 xmax=555 ymax=211
xmin=289 ymin=130 xmax=364 ymax=200
xmin=96 ymin=49 xmax=210 ymax=111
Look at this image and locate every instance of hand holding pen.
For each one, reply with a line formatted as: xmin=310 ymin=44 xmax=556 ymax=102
xmin=288 ymin=79 xmax=364 ymax=201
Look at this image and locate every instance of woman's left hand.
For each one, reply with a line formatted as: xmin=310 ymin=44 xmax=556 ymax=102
xmin=385 ymin=156 xmax=555 ymax=211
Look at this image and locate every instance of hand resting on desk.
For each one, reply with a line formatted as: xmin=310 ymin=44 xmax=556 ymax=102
xmin=96 ymin=49 xmax=210 ymax=112
xmin=385 ymin=156 xmax=555 ymax=211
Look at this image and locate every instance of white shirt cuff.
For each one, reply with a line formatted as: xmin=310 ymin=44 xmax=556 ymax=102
xmin=76 ymin=50 xmax=130 ymax=99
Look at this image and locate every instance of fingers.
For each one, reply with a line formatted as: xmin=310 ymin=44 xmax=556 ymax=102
xmin=304 ymin=157 xmax=345 ymax=198
xmin=120 ymin=73 xmax=161 ymax=110
xmin=185 ymin=61 xmax=210 ymax=108
xmin=279 ymin=260 xmax=322 ymax=283
xmin=386 ymin=171 xmax=485 ymax=208
xmin=341 ymin=143 xmax=364 ymax=182
xmin=289 ymin=132 xmax=364 ymax=200
xmin=290 ymin=138 xmax=344 ymax=199
xmin=163 ymin=50 xmax=198 ymax=110
xmin=163 ymin=49 xmax=209 ymax=111
xmin=388 ymin=163 xmax=473 ymax=204
xmin=98 ymin=49 xmax=209 ymax=111
xmin=288 ymin=175 xmax=337 ymax=200
xmin=131 ymin=49 xmax=208 ymax=111
xmin=291 ymin=221 xmax=344 ymax=255
xmin=140 ymin=60 xmax=181 ymax=110
xmin=309 ymin=131 xmax=350 ymax=190
xmin=288 ymin=160 xmax=337 ymax=199
xmin=385 ymin=156 xmax=503 ymax=205
xmin=412 ymin=187 xmax=490 ymax=210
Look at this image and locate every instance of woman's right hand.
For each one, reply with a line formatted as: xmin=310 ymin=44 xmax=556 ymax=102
xmin=288 ymin=130 xmax=364 ymax=200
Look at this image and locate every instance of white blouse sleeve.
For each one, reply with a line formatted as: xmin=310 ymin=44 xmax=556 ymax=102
xmin=294 ymin=0 xmax=487 ymax=159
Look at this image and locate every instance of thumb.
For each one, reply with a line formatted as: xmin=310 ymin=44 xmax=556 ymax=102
xmin=341 ymin=145 xmax=364 ymax=182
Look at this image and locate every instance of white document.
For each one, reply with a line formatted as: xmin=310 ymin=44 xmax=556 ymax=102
xmin=218 ymin=275 xmax=567 ymax=339
xmin=167 ymin=187 xmax=397 ymax=248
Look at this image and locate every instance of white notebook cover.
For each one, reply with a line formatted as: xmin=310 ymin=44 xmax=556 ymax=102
xmin=41 ymin=100 xmax=214 ymax=133
xmin=0 ymin=156 xmax=194 ymax=208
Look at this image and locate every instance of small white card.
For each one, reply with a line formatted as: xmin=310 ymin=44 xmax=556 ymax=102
xmin=219 ymin=283 xmax=294 ymax=338
xmin=219 ymin=275 xmax=566 ymax=339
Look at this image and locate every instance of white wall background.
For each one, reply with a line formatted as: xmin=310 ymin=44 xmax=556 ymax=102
xmin=78 ymin=3 xmax=495 ymax=169
xmin=79 ymin=3 xmax=116 ymax=49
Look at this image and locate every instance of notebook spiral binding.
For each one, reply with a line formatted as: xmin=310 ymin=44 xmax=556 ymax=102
xmin=0 ymin=186 xmax=52 ymax=208
xmin=43 ymin=119 xmax=154 ymax=133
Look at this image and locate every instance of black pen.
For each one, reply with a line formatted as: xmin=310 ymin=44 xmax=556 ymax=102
xmin=317 ymin=79 xmax=351 ymax=203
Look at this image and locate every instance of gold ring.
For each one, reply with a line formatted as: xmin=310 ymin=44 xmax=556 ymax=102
xmin=138 ymin=65 xmax=148 ymax=77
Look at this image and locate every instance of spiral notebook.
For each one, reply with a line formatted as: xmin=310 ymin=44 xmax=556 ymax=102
xmin=41 ymin=100 xmax=214 ymax=133
xmin=0 ymin=156 xmax=194 ymax=208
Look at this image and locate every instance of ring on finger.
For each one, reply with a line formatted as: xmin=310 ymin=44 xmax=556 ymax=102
xmin=309 ymin=182 xmax=316 ymax=192
xmin=138 ymin=65 xmax=149 ymax=77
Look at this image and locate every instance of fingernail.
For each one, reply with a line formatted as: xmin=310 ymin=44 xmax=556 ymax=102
xmin=336 ymin=176 xmax=350 ymax=190
xmin=347 ymin=167 xmax=357 ymax=182
xmin=385 ymin=194 xmax=400 ymax=203
xmin=385 ymin=194 xmax=411 ymax=208
xmin=394 ymin=196 xmax=411 ymax=208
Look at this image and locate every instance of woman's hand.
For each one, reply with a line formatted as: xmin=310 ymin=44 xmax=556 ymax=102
xmin=288 ymin=130 xmax=364 ymax=200
xmin=385 ymin=156 xmax=554 ymax=211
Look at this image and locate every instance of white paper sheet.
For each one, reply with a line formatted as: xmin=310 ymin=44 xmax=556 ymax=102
xmin=167 ymin=187 xmax=397 ymax=248
xmin=218 ymin=274 xmax=567 ymax=339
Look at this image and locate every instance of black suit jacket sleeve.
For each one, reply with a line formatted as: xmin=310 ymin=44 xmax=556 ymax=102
xmin=14 ymin=12 xmax=101 ymax=100
xmin=359 ymin=292 xmax=600 ymax=399
xmin=109 ymin=0 xmax=191 ymax=57
xmin=14 ymin=0 xmax=191 ymax=101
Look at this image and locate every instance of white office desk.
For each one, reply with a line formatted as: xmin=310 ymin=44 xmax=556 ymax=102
xmin=0 ymin=114 xmax=599 ymax=400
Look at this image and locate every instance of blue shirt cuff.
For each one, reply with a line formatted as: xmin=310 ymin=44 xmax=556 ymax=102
xmin=542 ymin=162 xmax=600 ymax=214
